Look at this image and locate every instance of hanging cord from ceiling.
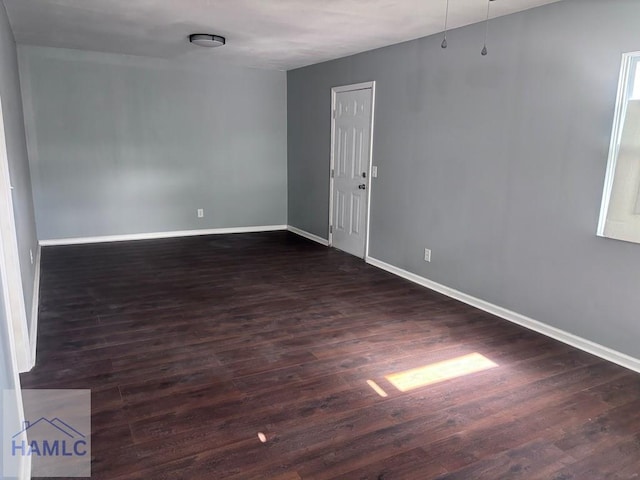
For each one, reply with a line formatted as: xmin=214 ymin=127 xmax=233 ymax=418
xmin=441 ymin=0 xmax=450 ymax=49
xmin=481 ymin=0 xmax=496 ymax=56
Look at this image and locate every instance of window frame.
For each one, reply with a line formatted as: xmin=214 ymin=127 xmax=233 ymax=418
xmin=597 ymin=52 xmax=640 ymax=238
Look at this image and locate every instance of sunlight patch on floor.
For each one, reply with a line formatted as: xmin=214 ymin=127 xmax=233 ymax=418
xmin=366 ymin=379 xmax=388 ymax=397
xmin=385 ymin=352 xmax=498 ymax=392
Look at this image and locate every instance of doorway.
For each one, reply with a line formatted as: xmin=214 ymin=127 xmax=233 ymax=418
xmin=329 ymin=82 xmax=375 ymax=258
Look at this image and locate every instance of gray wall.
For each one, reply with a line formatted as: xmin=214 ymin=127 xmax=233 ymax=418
xmin=19 ymin=46 xmax=287 ymax=240
xmin=0 ymin=0 xmax=38 ymax=325
xmin=288 ymin=0 xmax=640 ymax=358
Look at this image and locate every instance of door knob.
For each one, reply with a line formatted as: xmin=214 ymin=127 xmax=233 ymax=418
xmin=358 ymin=184 xmax=366 ymax=190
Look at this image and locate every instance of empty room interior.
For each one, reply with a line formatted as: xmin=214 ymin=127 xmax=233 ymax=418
xmin=2 ymin=0 xmax=640 ymax=478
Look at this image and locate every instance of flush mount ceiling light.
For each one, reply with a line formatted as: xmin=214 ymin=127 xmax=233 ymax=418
xmin=189 ymin=34 xmax=226 ymax=48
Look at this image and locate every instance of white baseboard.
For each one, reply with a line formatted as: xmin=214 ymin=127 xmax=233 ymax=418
xmin=287 ymin=226 xmax=329 ymax=246
xmin=28 ymin=245 xmax=41 ymax=370
xmin=366 ymin=255 xmax=640 ymax=374
xmin=39 ymin=225 xmax=288 ymax=247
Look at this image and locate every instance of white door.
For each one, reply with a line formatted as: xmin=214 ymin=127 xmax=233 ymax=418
xmin=0 ymin=95 xmax=30 ymax=478
xmin=0 ymin=97 xmax=30 ymax=372
xmin=331 ymin=85 xmax=374 ymax=258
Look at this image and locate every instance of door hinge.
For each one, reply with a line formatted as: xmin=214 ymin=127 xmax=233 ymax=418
xmin=329 ymin=225 xmax=333 ymax=234
xmin=332 ymin=109 xmax=337 ymax=119
xmin=331 ymin=169 xmax=335 ymax=178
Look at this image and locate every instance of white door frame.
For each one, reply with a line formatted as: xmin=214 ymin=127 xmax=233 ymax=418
xmin=328 ymin=81 xmax=376 ymax=258
xmin=0 ymin=96 xmax=31 ymax=372
xmin=0 ymin=95 xmax=30 ymax=478
xmin=0 ymin=223 xmax=30 ymax=480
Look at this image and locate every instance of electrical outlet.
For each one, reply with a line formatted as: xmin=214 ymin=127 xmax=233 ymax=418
xmin=424 ymin=248 xmax=431 ymax=262
xmin=372 ymin=166 xmax=378 ymax=178
xmin=197 ymin=208 xmax=204 ymax=218
xmin=29 ymin=249 xmax=34 ymax=265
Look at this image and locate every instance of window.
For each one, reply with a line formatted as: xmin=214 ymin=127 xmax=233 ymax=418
xmin=598 ymin=53 xmax=640 ymax=244
xmin=632 ymin=59 xmax=640 ymax=100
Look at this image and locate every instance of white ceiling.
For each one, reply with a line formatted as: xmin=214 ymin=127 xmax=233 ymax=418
xmin=3 ymin=0 xmax=563 ymax=70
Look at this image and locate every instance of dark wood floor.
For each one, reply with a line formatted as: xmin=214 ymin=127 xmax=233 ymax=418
xmin=21 ymin=231 xmax=640 ymax=479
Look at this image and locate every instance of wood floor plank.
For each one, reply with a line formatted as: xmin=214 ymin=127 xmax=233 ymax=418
xmin=20 ymin=231 xmax=640 ymax=479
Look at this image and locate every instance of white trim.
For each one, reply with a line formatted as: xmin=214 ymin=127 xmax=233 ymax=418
xmin=27 ymin=245 xmax=41 ymax=370
xmin=287 ymin=226 xmax=329 ymax=246
xmin=0 ymin=96 xmax=30 ymax=372
xmin=328 ymin=87 xmax=335 ymax=246
xmin=39 ymin=225 xmax=288 ymax=246
xmin=329 ymin=81 xmax=376 ymax=258
xmin=366 ymin=255 xmax=640 ymax=373
xmin=0 ymin=241 xmax=29 ymax=480
xmin=22 ymin=455 xmax=31 ymax=480
xmin=365 ymin=82 xmax=376 ymax=258
xmin=332 ymin=81 xmax=376 ymax=93
xmin=597 ymin=51 xmax=640 ymax=237
xmin=0 ymin=177 xmax=29 ymax=480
